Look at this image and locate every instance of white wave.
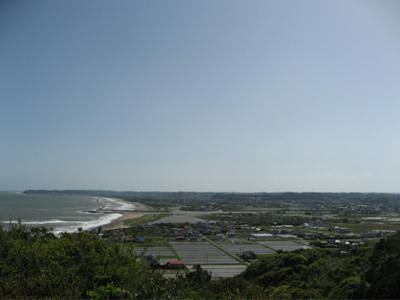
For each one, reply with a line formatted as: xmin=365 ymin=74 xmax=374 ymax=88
xmin=24 ymin=219 xmax=74 ymax=225
xmin=95 ymin=197 xmax=136 ymax=211
xmin=1 ymin=219 xmax=75 ymax=225
xmin=52 ymin=213 xmax=122 ymax=235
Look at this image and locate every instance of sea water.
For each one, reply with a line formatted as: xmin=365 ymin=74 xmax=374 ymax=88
xmin=0 ymin=192 xmax=135 ymax=234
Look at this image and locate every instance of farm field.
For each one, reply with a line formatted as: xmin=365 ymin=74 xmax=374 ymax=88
xmin=218 ymin=243 xmax=275 ymax=255
xmin=258 ymin=240 xmax=311 ymax=251
xmin=170 ymin=241 xmax=240 ymax=264
xmin=336 ymin=222 xmax=400 ymax=233
xmin=151 ymin=214 xmax=205 ymax=224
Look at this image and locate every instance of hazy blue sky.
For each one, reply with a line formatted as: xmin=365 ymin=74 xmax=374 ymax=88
xmin=1 ymin=0 xmax=400 ymax=192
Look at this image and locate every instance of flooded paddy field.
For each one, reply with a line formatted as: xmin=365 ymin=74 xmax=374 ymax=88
xmin=219 ymin=243 xmax=275 ymax=255
xmin=258 ymin=240 xmax=311 ymax=251
xmin=151 ymin=214 xmax=205 ymax=224
xmin=170 ymin=241 xmax=240 ymax=264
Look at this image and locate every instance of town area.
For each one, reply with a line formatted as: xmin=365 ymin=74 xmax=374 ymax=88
xmin=96 ymin=192 xmax=400 ymax=279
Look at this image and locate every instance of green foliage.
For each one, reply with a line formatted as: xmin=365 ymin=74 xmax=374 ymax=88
xmin=123 ymin=213 xmax=171 ymax=226
xmin=364 ymin=232 xmax=400 ymax=298
xmin=328 ymin=276 xmax=365 ymax=299
xmin=87 ymin=282 xmax=131 ymax=299
xmin=236 ymin=248 xmax=371 ymax=299
xmin=0 ymin=224 xmax=196 ymax=299
xmin=2 ymin=223 xmax=400 ymax=299
xmin=186 ymin=265 xmax=212 ymax=287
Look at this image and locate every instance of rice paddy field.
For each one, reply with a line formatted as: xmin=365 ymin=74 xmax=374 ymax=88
xmin=219 ymin=243 xmax=276 ymax=255
xmin=151 ymin=214 xmax=205 ymax=224
xmin=170 ymin=241 xmax=240 ymax=264
xmin=257 ymin=240 xmax=311 ymax=251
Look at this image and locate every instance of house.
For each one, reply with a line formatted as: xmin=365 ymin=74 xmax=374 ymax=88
xmin=226 ymin=231 xmax=236 ymax=238
xmin=215 ymin=233 xmax=225 ymax=240
xmin=360 ymin=231 xmax=381 ymax=239
xmin=331 ymin=226 xmax=349 ymax=233
xmin=251 ymin=227 xmax=262 ymax=232
xmin=136 ymin=236 xmax=145 ymax=243
xmin=249 ymin=233 xmax=274 ymax=239
xmin=334 ymin=239 xmax=343 ymax=246
xmin=167 ymin=260 xmax=184 ymax=269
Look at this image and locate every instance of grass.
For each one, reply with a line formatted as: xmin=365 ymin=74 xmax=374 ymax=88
xmin=167 ymin=242 xmax=181 ymax=260
xmin=123 ymin=213 xmax=171 ymax=227
xmin=257 ymin=253 xmax=278 ymax=259
xmin=337 ymin=222 xmax=400 ymax=233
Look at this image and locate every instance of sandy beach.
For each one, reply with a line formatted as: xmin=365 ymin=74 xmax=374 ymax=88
xmin=102 ymin=212 xmax=145 ymax=230
xmin=101 ymin=200 xmax=151 ymax=230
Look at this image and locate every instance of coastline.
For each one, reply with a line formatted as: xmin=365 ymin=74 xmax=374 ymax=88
xmin=0 ymin=194 xmax=151 ymax=233
xmin=99 ymin=199 xmax=151 ymax=230
xmin=101 ymin=212 xmax=145 ymax=230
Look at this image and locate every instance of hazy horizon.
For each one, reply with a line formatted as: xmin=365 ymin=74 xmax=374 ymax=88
xmin=5 ymin=189 xmax=400 ymax=195
xmin=2 ymin=1 xmax=400 ymax=192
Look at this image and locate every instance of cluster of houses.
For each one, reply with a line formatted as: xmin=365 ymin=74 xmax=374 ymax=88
xmin=161 ymin=222 xmax=240 ymax=241
xmin=100 ymin=216 xmax=397 ymax=252
xmin=162 ymin=224 xmax=201 ymax=241
xmin=312 ymin=239 xmax=365 ymax=248
xmin=278 ymin=227 xmax=396 ymax=241
xmin=101 ymin=221 xmax=236 ymax=243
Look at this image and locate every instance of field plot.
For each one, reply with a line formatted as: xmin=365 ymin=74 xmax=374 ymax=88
xmin=135 ymin=246 xmax=175 ymax=257
xmin=170 ymin=241 xmax=240 ymax=264
xmin=151 ymin=214 xmax=205 ymax=224
xmin=187 ymin=265 xmax=247 ymax=278
xmin=258 ymin=240 xmax=311 ymax=251
xmin=220 ymin=244 xmax=275 ymax=255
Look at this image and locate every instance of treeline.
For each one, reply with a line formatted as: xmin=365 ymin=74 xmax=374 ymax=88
xmin=1 ymin=224 xmax=400 ymax=299
xmin=23 ymin=190 xmax=214 ymax=201
xmin=0 ymin=225 xmax=196 ymax=299
xmin=24 ymin=190 xmax=400 ymax=209
xmin=212 ymin=192 xmax=400 ymax=205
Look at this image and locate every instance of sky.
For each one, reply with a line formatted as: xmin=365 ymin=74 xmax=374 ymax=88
xmin=1 ymin=0 xmax=400 ymax=192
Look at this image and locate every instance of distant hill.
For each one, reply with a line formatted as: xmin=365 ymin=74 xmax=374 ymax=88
xmin=23 ymin=190 xmax=215 ymax=201
xmin=23 ymin=190 xmax=400 ymax=204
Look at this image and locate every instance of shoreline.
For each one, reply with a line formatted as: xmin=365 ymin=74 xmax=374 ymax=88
xmin=54 ymin=197 xmax=151 ymax=233
xmin=0 ymin=194 xmax=151 ymax=234
xmin=101 ymin=212 xmax=145 ymax=230
xmin=98 ymin=198 xmax=151 ymax=230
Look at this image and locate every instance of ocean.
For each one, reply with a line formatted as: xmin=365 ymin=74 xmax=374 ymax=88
xmin=0 ymin=192 xmax=135 ymax=234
